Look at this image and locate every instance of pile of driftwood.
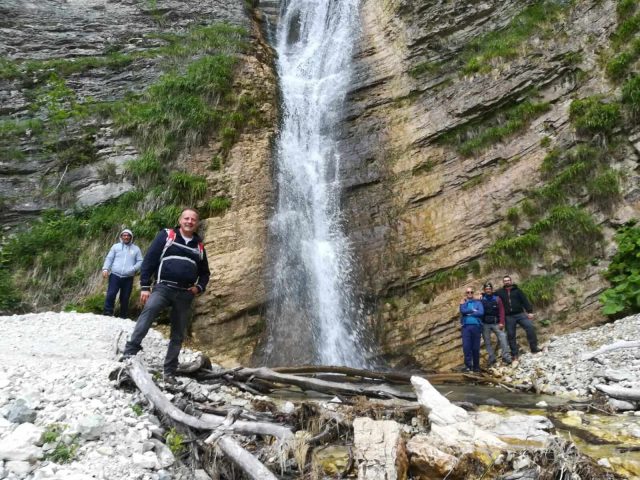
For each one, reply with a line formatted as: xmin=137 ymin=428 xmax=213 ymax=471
xmin=114 ymin=356 xmax=485 ymax=478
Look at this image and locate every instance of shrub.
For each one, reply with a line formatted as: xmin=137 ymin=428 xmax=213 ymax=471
xmin=600 ymin=223 xmax=640 ymax=316
xmin=587 ymin=169 xmax=621 ymax=208
xmin=569 ymin=97 xmax=621 ymax=136
xmin=204 ymin=196 xmax=232 ymax=216
xmin=461 ymin=1 xmax=566 ymax=74
xmin=520 ymin=274 xmax=561 ymax=307
xmin=622 ymin=74 xmax=640 ymax=116
xmin=169 ymin=172 xmax=207 ymax=204
xmin=487 ymin=233 xmax=542 ymax=270
xmin=506 ymin=207 xmax=520 ymax=224
xmin=530 ymin=205 xmax=602 ymax=254
xmin=442 ymin=100 xmax=551 ymax=156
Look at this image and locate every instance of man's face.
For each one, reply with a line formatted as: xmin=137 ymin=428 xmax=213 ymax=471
xmin=503 ymin=277 xmax=512 ymax=287
xmin=484 ymin=286 xmax=493 ymax=295
xmin=121 ymin=233 xmax=132 ymax=244
xmin=179 ymin=210 xmax=199 ymax=235
xmin=465 ymin=288 xmax=475 ymax=299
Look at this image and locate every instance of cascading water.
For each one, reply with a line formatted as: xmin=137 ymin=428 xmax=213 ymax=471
xmin=260 ymin=0 xmax=370 ymax=367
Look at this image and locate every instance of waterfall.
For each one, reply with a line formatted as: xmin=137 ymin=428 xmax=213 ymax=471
xmin=260 ymin=0 xmax=369 ymax=367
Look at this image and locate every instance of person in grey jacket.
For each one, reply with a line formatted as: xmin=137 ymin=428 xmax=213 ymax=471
xmin=102 ymin=229 xmax=143 ymax=318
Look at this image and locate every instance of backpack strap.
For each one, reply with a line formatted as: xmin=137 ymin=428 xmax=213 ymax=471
xmin=161 ymin=228 xmax=176 ymax=260
xmin=198 ymin=241 xmax=204 ymax=261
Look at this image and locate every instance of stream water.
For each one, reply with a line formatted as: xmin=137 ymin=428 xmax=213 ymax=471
xmin=260 ymin=0 xmax=371 ymax=367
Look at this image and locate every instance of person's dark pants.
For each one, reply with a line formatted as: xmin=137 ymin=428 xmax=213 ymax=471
xmin=123 ymin=284 xmax=194 ymax=375
xmin=505 ymin=312 xmax=538 ymax=357
xmin=104 ymin=274 xmax=134 ymax=318
xmin=461 ymin=324 xmax=482 ymax=371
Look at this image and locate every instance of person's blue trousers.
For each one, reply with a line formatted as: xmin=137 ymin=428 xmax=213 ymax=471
xmin=104 ymin=274 xmax=134 ymax=318
xmin=461 ymin=324 xmax=482 ymax=371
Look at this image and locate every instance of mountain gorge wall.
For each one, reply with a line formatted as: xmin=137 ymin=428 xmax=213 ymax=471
xmin=340 ymin=0 xmax=640 ymax=369
xmin=1 ymin=0 xmax=639 ymax=372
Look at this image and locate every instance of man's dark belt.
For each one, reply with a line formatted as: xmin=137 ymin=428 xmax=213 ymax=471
xmin=158 ymin=280 xmax=193 ymax=290
xmin=483 ymin=315 xmax=498 ymax=324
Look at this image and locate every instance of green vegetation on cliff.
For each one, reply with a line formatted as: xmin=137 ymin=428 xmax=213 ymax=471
xmin=600 ymin=223 xmax=640 ymax=317
xmin=0 ymin=22 xmax=251 ymax=312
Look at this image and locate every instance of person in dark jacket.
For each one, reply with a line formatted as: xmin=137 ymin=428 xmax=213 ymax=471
xmin=494 ymin=275 xmax=540 ymax=360
xmin=459 ymin=287 xmax=484 ymax=373
xmin=480 ymin=282 xmax=511 ymax=366
xmin=122 ymin=208 xmax=210 ymax=383
xmin=101 ymin=228 xmax=143 ymax=318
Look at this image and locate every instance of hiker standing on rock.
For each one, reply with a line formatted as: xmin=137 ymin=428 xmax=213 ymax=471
xmin=480 ymin=282 xmax=512 ymax=366
xmin=495 ymin=275 xmax=541 ymax=361
xmin=102 ymin=228 xmax=143 ymax=318
xmin=122 ymin=208 xmax=210 ymax=383
xmin=459 ymin=287 xmax=484 ymax=373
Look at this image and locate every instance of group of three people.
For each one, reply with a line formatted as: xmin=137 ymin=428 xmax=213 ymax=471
xmin=101 ymin=208 xmax=210 ymax=383
xmin=459 ymin=275 xmax=540 ymax=373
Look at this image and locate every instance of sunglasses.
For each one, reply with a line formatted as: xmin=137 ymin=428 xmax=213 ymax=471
xmin=465 ymin=290 xmax=474 ymax=294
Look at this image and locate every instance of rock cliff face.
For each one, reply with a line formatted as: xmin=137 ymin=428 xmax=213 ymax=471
xmin=2 ymin=0 xmax=639 ymax=373
xmin=339 ymin=0 xmax=640 ymax=370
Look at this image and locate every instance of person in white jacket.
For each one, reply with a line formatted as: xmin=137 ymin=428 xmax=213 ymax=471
xmin=101 ymin=229 xmax=143 ymax=318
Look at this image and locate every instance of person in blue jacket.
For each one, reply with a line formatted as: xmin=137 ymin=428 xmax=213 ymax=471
xmin=102 ymin=228 xmax=143 ymax=318
xmin=459 ymin=286 xmax=484 ymax=373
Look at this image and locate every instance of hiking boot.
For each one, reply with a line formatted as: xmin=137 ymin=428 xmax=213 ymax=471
xmin=163 ymin=374 xmax=179 ymax=386
xmin=118 ymin=354 xmax=133 ymax=362
xmin=531 ymin=348 xmax=543 ymax=354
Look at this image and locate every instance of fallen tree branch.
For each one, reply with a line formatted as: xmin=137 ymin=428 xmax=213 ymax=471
xmin=595 ymin=384 xmax=640 ymax=401
xmin=126 ymin=358 xmax=294 ymax=441
xmin=232 ymin=367 xmax=417 ymax=400
xmin=581 ymin=341 xmax=640 ymax=361
xmin=215 ymin=436 xmax=279 ymax=480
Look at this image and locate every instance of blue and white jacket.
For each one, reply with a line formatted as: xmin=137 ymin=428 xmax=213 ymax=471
xmin=460 ymin=299 xmax=484 ymax=326
xmin=102 ymin=229 xmax=143 ymax=278
xmin=141 ymin=227 xmax=210 ymax=293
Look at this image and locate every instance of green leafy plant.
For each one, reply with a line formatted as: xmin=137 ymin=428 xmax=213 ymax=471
xmin=131 ymin=403 xmax=144 ymax=416
xmin=169 ymin=172 xmax=207 ymax=204
xmin=600 ymin=223 xmax=640 ymax=316
xmin=42 ymin=424 xmax=78 ymax=464
xmin=165 ymin=427 xmax=186 ymax=456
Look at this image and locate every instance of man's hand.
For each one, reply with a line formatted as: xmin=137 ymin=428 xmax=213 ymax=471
xmin=140 ymin=291 xmax=151 ymax=305
xmin=527 ymin=313 xmax=534 ymax=320
xmin=188 ymin=286 xmax=199 ymax=296
xmin=498 ymin=324 xmax=504 ymax=330
xmin=102 ymin=270 xmax=109 ymax=279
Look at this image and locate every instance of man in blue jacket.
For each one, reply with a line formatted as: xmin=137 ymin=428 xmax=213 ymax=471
xmin=122 ymin=208 xmax=211 ymax=383
xmin=102 ymin=229 xmax=143 ymax=318
xmin=459 ymin=287 xmax=484 ymax=373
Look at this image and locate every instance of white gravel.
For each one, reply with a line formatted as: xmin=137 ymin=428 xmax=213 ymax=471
xmin=0 ymin=312 xmax=196 ymax=480
xmin=506 ymin=313 xmax=640 ymax=404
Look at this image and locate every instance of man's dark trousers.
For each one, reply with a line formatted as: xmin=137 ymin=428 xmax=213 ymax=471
xmin=505 ymin=312 xmax=538 ymax=357
xmin=123 ymin=284 xmax=194 ymax=375
xmin=461 ymin=324 xmax=482 ymax=371
xmin=104 ymin=274 xmax=134 ymax=318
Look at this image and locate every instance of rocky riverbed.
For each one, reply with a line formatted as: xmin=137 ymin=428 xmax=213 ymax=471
xmin=1 ymin=311 xmax=639 ymax=479
xmin=498 ymin=313 xmax=640 ymax=409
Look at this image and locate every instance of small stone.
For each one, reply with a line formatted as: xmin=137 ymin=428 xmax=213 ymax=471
xmin=513 ymin=455 xmax=532 ymax=470
xmin=535 ymin=401 xmax=548 ymax=408
xmin=597 ymin=458 xmax=612 ymax=468
xmin=194 ymin=469 xmax=212 ymax=480
xmin=132 ymin=451 xmax=159 ymax=470
xmin=5 ymin=399 xmax=37 ymax=424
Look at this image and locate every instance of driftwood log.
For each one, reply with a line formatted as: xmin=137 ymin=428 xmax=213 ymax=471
xmin=595 ymin=384 xmax=640 ymax=401
xmin=232 ymin=367 xmax=417 ymax=400
xmin=581 ymin=340 xmax=640 ymax=361
xmin=125 ymin=358 xmax=290 ymax=479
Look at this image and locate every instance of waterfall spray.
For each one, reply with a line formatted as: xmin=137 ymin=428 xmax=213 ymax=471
xmin=260 ymin=0 xmax=370 ymax=367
